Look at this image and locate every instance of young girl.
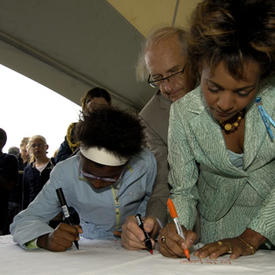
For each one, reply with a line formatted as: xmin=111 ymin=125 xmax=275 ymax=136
xmin=11 ymin=108 xmax=156 ymax=252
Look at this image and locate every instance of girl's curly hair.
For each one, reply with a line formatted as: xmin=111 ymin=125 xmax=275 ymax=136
xmin=76 ymin=107 xmax=145 ymax=159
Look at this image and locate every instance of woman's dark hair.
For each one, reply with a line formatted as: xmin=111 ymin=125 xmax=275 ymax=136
xmin=187 ymin=0 xmax=275 ymax=80
xmin=76 ymin=107 xmax=145 ymax=159
xmin=81 ymin=87 xmax=111 ymax=108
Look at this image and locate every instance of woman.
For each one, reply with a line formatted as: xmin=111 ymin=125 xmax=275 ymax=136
xmin=159 ymin=0 xmax=275 ymax=259
xmin=19 ymin=137 xmax=30 ymax=167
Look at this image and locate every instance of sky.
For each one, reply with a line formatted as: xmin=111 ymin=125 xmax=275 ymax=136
xmin=0 ymin=64 xmax=81 ymax=157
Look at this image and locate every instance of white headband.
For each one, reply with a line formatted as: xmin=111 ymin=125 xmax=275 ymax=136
xmin=80 ymin=146 xmax=128 ymax=166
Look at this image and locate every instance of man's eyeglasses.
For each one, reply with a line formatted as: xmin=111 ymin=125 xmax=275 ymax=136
xmin=80 ymin=169 xmax=124 ymax=183
xmin=147 ymin=67 xmax=186 ymax=88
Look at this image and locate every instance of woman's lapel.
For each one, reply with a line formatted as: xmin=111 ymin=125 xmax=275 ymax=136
xmin=243 ymin=88 xmax=275 ymax=169
xmin=189 ymin=110 xmax=245 ymax=175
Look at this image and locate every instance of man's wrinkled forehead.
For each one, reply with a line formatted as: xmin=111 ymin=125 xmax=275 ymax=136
xmin=145 ymin=39 xmax=186 ymax=74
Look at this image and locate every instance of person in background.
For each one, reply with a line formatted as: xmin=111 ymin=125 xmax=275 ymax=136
xmin=17 ymin=137 xmax=30 ymax=211
xmin=159 ymin=0 xmax=275 ymax=260
xmin=54 ymin=87 xmax=112 ymax=163
xmin=121 ymin=26 xmax=197 ymax=251
xmin=8 ymin=147 xmax=20 ymax=158
xmin=22 ymin=135 xmax=55 ymax=209
xmin=10 ymin=107 xmax=156 ymax=252
xmin=7 ymin=146 xmax=22 ymax=229
xmin=0 ymin=128 xmax=18 ymax=235
xmin=19 ymin=137 xmax=30 ymax=168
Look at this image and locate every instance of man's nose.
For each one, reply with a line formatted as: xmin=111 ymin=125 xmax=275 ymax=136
xmin=159 ymin=78 xmax=174 ymax=94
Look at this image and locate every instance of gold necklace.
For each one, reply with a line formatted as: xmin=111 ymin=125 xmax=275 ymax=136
xmin=219 ymin=111 xmax=244 ymax=133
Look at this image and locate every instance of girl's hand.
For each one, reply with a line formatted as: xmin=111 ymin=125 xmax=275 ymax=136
xmin=37 ymin=223 xmax=82 ymax=252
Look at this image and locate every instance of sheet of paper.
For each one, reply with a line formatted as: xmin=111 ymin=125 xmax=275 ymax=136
xmin=1 ymin=235 xmax=274 ymax=275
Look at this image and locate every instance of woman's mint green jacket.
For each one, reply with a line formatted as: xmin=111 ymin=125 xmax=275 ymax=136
xmin=168 ymin=78 xmax=275 ymax=245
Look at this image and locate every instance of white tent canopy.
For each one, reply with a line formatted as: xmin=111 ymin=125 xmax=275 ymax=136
xmin=0 ymin=0 xmax=200 ymax=110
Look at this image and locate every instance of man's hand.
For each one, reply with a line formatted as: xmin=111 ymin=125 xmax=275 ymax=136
xmin=37 ymin=223 xmax=82 ymax=252
xmin=121 ymin=215 xmax=160 ymax=250
xmin=158 ymin=222 xmax=197 ymax=258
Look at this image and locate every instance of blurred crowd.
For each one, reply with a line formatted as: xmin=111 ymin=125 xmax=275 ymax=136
xmin=0 ymin=87 xmax=111 ymax=235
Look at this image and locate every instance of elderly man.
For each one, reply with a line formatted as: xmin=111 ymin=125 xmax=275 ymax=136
xmin=121 ymin=26 xmax=197 ymax=251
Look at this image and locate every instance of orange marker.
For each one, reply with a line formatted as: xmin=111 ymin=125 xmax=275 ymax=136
xmin=167 ymin=198 xmax=190 ymax=261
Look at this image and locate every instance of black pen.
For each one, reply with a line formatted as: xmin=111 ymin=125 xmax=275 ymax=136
xmin=135 ymin=214 xmax=153 ymax=254
xmin=56 ymin=188 xmax=79 ymax=250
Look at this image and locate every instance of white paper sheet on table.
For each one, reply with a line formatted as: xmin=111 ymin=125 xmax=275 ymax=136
xmin=0 ymin=235 xmax=274 ymax=275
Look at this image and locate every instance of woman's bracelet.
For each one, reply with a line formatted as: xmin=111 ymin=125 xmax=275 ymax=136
xmin=238 ymin=237 xmax=256 ymax=254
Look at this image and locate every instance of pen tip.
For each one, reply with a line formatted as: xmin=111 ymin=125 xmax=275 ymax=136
xmin=74 ymin=241 xmax=79 ymax=250
xmin=149 ymin=250 xmax=153 ymax=255
xmin=187 ymin=257 xmax=190 ymax=261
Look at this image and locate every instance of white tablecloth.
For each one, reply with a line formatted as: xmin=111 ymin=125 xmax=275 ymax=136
xmin=0 ymin=235 xmax=274 ymax=275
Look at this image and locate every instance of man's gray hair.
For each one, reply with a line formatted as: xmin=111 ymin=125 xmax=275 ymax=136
xmin=136 ymin=26 xmax=187 ymax=82
xmin=8 ymin=146 xmax=20 ymax=158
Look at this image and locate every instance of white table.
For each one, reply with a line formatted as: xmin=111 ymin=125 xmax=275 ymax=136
xmin=1 ymin=235 xmax=274 ymax=275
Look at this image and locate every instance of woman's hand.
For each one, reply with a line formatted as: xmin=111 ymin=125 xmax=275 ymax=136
xmin=194 ymin=237 xmax=257 ymax=259
xmin=158 ymin=222 xmax=197 ymax=258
